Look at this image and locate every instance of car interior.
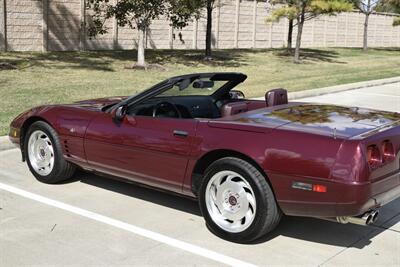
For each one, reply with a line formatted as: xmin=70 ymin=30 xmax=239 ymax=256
xmin=127 ymin=91 xmax=288 ymax=119
xmin=125 ymin=76 xmax=289 ymax=120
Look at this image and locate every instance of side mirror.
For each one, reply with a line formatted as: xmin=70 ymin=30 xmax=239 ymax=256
xmin=230 ymin=90 xmax=245 ymax=99
xmin=113 ymin=105 xmax=127 ymax=123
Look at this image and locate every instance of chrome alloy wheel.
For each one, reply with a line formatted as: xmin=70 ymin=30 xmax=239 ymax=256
xmin=205 ymin=170 xmax=257 ymax=233
xmin=28 ymin=130 xmax=55 ymax=176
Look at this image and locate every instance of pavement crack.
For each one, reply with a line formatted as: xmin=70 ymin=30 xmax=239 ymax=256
xmin=50 ymin=223 xmax=57 ymax=232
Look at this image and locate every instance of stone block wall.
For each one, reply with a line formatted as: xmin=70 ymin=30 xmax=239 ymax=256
xmin=0 ymin=0 xmax=399 ymax=52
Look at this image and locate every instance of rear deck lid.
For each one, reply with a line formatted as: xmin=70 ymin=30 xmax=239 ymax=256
xmin=221 ymin=104 xmax=400 ymax=139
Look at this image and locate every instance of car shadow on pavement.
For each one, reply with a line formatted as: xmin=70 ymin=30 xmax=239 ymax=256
xmin=254 ymin=198 xmax=400 ymax=248
xmin=73 ymin=171 xmax=400 ymax=249
xmin=75 ymin=170 xmax=202 ymax=216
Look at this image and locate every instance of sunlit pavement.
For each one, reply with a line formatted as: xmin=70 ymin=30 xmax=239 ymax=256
xmin=1 ymin=83 xmax=399 ymax=266
xmin=298 ymin=82 xmax=400 ymax=113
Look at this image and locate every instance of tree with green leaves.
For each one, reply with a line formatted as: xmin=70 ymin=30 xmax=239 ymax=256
xmin=351 ymin=0 xmax=382 ymax=51
xmin=87 ymin=0 xmax=197 ymax=68
xmin=181 ymin=0 xmax=218 ymax=59
xmin=267 ymin=0 xmax=297 ymax=50
xmin=391 ymin=0 xmax=400 ymax=25
xmin=376 ymin=0 xmax=400 ymax=25
xmin=171 ymin=0 xmax=219 ymax=59
xmin=268 ymin=0 xmax=353 ymax=62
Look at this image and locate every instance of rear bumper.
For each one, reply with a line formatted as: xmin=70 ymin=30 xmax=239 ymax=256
xmin=277 ymin=171 xmax=400 ymax=217
xmin=372 ymin=179 xmax=400 ymax=207
xmin=335 ymin=174 xmax=400 ymax=216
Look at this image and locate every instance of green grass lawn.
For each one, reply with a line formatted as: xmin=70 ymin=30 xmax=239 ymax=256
xmin=1 ymin=47 xmax=400 ymax=135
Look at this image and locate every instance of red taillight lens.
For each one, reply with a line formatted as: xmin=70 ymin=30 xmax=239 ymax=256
xmin=367 ymin=145 xmax=382 ymax=169
xmin=382 ymin=140 xmax=395 ymax=162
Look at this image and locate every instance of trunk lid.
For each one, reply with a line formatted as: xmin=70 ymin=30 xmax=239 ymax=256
xmin=222 ymin=104 xmax=400 ymax=139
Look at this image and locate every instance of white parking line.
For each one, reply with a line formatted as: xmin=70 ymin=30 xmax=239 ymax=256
xmin=0 ymin=181 xmax=257 ymax=267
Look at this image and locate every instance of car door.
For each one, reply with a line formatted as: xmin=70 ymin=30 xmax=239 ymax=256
xmin=84 ymin=112 xmax=199 ymax=193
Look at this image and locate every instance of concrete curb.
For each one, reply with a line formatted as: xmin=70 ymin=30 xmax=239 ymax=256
xmin=0 ymin=136 xmax=15 ymax=152
xmin=254 ymin=76 xmax=400 ymax=100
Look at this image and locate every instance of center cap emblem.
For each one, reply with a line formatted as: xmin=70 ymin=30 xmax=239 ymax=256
xmin=228 ymin=196 xmax=237 ymax=206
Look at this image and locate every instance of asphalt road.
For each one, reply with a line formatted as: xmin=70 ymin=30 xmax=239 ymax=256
xmin=1 ymin=83 xmax=400 ymax=267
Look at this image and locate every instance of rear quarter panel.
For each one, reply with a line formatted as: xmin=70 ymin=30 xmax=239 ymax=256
xmin=184 ymin=121 xmax=344 ymax=212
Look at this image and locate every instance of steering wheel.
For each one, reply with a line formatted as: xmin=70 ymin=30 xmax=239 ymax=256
xmin=152 ymin=101 xmax=182 ymax=118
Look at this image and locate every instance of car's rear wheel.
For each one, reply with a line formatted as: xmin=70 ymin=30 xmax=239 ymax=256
xmin=198 ymin=157 xmax=281 ymax=243
xmin=25 ymin=121 xmax=76 ymax=184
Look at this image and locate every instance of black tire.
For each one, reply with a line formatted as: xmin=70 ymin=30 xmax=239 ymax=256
xmin=24 ymin=121 xmax=76 ymax=184
xmin=198 ymin=157 xmax=281 ymax=243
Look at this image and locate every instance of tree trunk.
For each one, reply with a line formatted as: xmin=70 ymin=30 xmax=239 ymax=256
xmin=137 ymin=28 xmax=146 ymax=66
xmin=363 ymin=13 xmax=369 ymax=51
xmin=294 ymin=13 xmax=305 ymax=63
xmin=205 ymin=2 xmax=213 ymax=59
xmin=287 ymin=19 xmax=293 ymax=50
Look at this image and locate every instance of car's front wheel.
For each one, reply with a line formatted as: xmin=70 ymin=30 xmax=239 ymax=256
xmin=198 ymin=157 xmax=281 ymax=243
xmin=25 ymin=121 xmax=76 ymax=184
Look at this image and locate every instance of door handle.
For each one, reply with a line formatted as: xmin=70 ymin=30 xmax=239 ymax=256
xmin=173 ymin=130 xmax=188 ymax=137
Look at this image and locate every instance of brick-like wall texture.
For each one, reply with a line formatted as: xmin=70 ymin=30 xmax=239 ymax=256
xmin=0 ymin=0 xmax=399 ymax=52
xmin=5 ymin=0 xmax=43 ymax=51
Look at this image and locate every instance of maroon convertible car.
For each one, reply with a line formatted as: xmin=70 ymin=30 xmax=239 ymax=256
xmin=9 ymin=72 xmax=400 ymax=242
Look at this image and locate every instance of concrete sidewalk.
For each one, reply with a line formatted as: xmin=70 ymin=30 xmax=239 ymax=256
xmin=288 ymin=76 xmax=400 ymax=100
xmin=298 ymin=82 xmax=400 ymax=112
xmin=0 ymin=136 xmax=14 ymax=151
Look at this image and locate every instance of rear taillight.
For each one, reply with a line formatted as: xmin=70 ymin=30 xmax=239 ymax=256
xmin=382 ymin=140 xmax=395 ymax=162
xmin=367 ymin=145 xmax=382 ymax=169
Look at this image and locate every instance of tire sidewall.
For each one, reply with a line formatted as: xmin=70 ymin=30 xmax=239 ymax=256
xmin=198 ymin=158 xmax=273 ymax=243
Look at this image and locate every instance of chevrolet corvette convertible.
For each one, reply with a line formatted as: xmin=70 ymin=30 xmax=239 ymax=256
xmin=9 ymin=72 xmax=400 ymax=242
